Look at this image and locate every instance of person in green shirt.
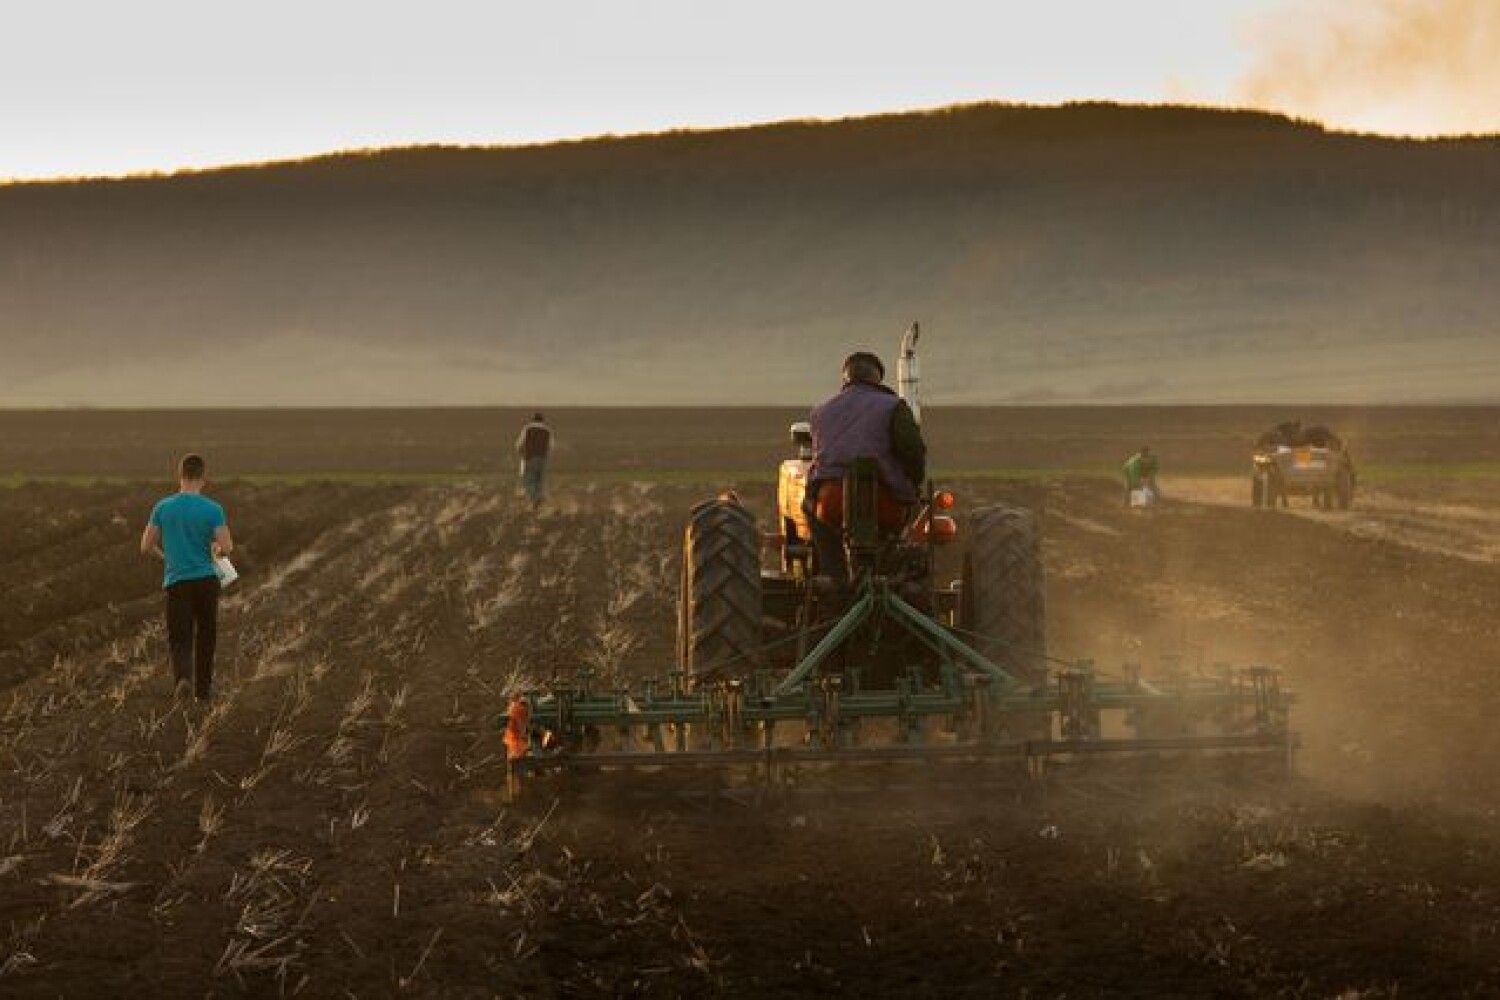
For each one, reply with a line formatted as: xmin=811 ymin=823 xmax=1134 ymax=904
xmin=1123 ymin=446 xmax=1160 ymax=505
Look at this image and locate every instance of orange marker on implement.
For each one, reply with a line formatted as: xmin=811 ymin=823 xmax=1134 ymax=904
xmin=504 ymin=695 xmax=531 ymax=760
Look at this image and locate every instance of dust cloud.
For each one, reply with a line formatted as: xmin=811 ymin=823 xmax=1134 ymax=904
xmin=1238 ymin=0 xmax=1500 ymax=136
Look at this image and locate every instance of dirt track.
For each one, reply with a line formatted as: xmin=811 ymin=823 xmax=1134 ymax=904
xmin=1170 ymin=476 xmax=1500 ymax=565
xmin=2 ymin=478 xmax=1500 ymax=997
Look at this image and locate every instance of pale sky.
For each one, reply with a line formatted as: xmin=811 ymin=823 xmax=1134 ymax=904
xmin=3 ymin=0 xmax=1495 ymax=181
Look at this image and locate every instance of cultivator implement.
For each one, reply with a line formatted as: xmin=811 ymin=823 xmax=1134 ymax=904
xmin=500 ymin=577 xmax=1295 ymax=797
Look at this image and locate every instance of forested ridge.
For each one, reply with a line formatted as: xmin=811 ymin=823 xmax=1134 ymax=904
xmin=3 ymin=102 xmax=1497 ymax=405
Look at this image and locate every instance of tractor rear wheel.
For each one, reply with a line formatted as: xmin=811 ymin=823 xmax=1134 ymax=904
xmin=960 ymin=505 xmax=1047 ymax=684
xmin=677 ymin=497 xmax=764 ymax=680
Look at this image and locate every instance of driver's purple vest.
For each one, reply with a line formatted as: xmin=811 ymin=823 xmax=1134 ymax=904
xmin=808 ymin=382 xmax=916 ymax=503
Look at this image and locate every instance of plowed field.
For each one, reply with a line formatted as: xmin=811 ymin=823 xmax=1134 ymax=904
xmin=3 ymin=477 xmax=1500 ymax=998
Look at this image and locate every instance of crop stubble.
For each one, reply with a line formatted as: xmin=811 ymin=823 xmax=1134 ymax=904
xmin=0 ymin=477 xmax=1498 ymax=997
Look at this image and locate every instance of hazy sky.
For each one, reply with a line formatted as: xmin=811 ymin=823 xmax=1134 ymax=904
xmin=3 ymin=0 xmax=1495 ymax=180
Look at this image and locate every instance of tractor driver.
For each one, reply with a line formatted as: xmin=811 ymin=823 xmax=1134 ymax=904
xmin=804 ymin=351 xmax=926 ymax=580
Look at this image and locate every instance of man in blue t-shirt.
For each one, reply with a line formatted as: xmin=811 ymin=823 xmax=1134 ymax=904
xmin=140 ymin=453 xmax=234 ymax=702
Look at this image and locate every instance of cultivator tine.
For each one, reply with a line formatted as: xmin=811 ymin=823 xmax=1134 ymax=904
xmin=1058 ymin=663 xmax=1099 ymax=740
xmin=812 ymin=681 xmax=835 ymax=748
xmin=965 ymin=673 xmax=992 ymax=740
xmin=553 ymin=686 xmax=574 ymax=743
xmin=1248 ymin=666 xmax=1284 ymax=731
xmin=724 ymin=680 xmax=744 ymax=750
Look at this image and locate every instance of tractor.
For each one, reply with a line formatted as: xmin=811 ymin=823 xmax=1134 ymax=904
xmin=502 ymin=326 xmax=1294 ymax=794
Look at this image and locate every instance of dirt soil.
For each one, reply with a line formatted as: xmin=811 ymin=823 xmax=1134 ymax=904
xmin=2 ymin=478 xmax=1500 ymax=998
xmin=2 ymin=405 xmax=1497 ymax=477
xmin=1171 ymin=475 xmax=1500 ymax=564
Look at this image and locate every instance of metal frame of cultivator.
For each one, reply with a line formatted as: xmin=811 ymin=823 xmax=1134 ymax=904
xmin=501 ymin=575 xmax=1296 ymax=795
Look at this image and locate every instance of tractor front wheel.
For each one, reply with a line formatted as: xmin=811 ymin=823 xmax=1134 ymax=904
xmin=677 ymin=497 xmax=764 ymax=680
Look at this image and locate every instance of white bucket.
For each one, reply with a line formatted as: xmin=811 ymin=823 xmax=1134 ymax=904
xmin=214 ymin=555 xmax=239 ymax=588
xmin=1129 ymin=487 xmax=1157 ymax=508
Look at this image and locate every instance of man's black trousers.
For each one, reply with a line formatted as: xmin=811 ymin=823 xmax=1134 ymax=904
xmin=166 ymin=576 xmax=219 ymax=699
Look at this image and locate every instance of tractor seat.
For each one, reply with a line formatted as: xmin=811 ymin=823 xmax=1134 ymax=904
xmin=812 ymin=479 xmax=909 ymax=535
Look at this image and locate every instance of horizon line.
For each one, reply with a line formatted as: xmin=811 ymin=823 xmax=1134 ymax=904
xmin=3 ymin=402 xmax=1498 ymax=413
xmin=5 ymin=98 xmax=1498 ymax=188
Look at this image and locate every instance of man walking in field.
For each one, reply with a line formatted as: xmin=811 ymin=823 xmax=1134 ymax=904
xmin=140 ymin=454 xmax=233 ymax=702
xmin=1123 ymin=445 xmax=1161 ymax=506
xmin=515 ymin=412 xmax=553 ymax=507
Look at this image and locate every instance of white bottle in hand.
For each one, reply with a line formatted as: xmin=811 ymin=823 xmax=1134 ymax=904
xmin=214 ymin=552 xmax=238 ymax=588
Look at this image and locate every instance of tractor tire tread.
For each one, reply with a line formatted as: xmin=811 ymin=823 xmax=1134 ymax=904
xmin=962 ymin=504 xmax=1047 ymax=683
xmin=679 ymin=499 xmax=763 ymax=678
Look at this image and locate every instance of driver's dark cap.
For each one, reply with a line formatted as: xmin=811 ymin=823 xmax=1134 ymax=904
xmin=842 ymin=352 xmax=885 ymax=384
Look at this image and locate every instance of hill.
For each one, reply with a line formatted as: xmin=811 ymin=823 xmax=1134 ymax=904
xmin=2 ymin=102 xmax=1498 ymax=405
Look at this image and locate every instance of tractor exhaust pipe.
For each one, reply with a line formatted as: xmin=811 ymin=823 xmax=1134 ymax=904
xmin=898 ymin=321 xmax=921 ymax=424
